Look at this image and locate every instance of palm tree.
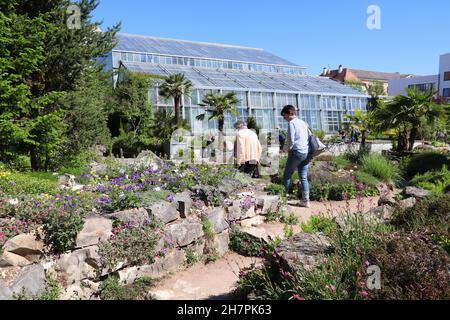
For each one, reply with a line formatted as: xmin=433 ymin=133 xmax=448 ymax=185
xmin=159 ymin=73 xmax=193 ymax=126
xmin=196 ymin=92 xmax=240 ymax=151
xmin=371 ymin=87 xmax=446 ymax=151
xmin=196 ymin=92 xmax=240 ymax=133
xmin=344 ymin=110 xmax=371 ymax=147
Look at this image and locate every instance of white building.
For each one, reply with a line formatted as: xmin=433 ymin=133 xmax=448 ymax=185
xmin=389 ymin=53 xmax=450 ymax=100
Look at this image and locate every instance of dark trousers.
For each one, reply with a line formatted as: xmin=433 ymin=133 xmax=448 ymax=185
xmin=239 ymin=161 xmax=260 ymax=178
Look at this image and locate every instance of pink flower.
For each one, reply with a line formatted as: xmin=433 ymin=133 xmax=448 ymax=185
xmin=291 ymin=294 xmax=305 ymax=301
xmin=364 ymin=261 xmax=371 ymax=268
xmin=356 ymin=271 xmax=361 ymax=277
xmin=360 ymin=291 xmax=369 ymax=298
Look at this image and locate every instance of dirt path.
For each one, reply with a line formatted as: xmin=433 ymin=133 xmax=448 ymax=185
xmin=148 ymin=196 xmax=380 ymax=300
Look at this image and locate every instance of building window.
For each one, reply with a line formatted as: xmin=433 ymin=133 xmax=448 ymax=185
xmin=444 ymin=72 xmax=450 ymax=81
xmin=443 ymin=88 xmax=450 ymax=97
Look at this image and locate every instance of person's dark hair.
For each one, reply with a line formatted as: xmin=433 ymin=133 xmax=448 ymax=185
xmin=281 ymin=105 xmax=296 ymax=116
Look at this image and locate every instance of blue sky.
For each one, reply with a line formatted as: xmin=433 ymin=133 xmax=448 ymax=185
xmin=93 ymin=0 xmax=449 ymax=76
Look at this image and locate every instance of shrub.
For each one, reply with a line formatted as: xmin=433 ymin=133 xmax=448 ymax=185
xmin=99 ymin=276 xmax=155 ymax=300
xmin=410 ymin=166 xmax=450 ymax=195
xmin=310 ymin=182 xmax=378 ymax=201
xmin=367 ymin=231 xmax=450 ymax=300
xmin=98 ymin=223 xmax=160 ymax=271
xmin=229 ymin=228 xmax=265 ymax=257
xmin=313 ymin=130 xmax=326 ymax=141
xmin=402 ymin=152 xmax=450 ymax=179
xmin=280 ymin=212 xmax=299 ymax=226
xmin=184 ymin=247 xmax=200 ymax=267
xmin=43 ymin=210 xmax=84 ymax=253
xmin=265 ymin=211 xmax=284 ymax=223
xmin=301 ymin=216 xmax=337 ymax=236
xmin=360 ymin=154 xmax=400 ymax=184
xmin=95 ymin=189 xmax=143 ymax=213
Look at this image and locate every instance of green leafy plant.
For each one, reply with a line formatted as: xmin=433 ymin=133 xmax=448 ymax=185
xmin=264 ymin=183 xmax=285 ymax=196
xmin=301 ymin=215 xmax=337 ymax=236
xmin=280 ymin=212 xmax=299 ymax=226
xmin=43 ymin=210 xmax=84 ymax=253
xmin=184 ymin=247 xmax=200 ymax=267
xmin=229 ymin=227 xmax=264 ymax=257
xmin=360 ymin=154 xmax=400 ymax=184
xmin=99 ymin=275 xmax=155 ymax=300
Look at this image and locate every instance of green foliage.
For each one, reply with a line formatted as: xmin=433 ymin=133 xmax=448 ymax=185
xmin=229 ymin=228 xmax=264 ymax=257
xmin=310 ymin=182 xmax=378 ymax=201
xmin=264 ymin=183 xmax=285 ymax=196
xmin=13 ymin=274 xmax=62 ymax=300
xmin=401 ymin=152 xmax=450 ymax=179
xmin=312 ymin=130 xmax=326 ymax=141
xmin=301 ymin=216 xmax=337 ymax=236
xmin=43 ymin=211 xmax=84 ymax=253
xmin=332 ymin=155 xmax=351 ymax=170
xmin=184 ymin=247 xmax=200 ymax=267
xmin=280 ymin=212 xmax=299 ymax=226
xmin=246 ymin=116 xmax=261 ymax=135
xmin=0 ymin=0 xmax=120 ymax=170
xmin=410 ymin=166 xmax=450 ymax=195
xmin=360 ymin=154 xmax=400 ymax=184
xmin=0 ymin=171 xmax=57 ymax=195
xmin=283 ymin=223 xmax=294 ymax=238
xmin=99 ymin=276 xmax=155 ymax=300
xmin=197 ymin=92 xmax=240 ymax=133
xmin=201 ymin=217 xmax=215 ymax=240
xmin=353 ymin=171 xmax=380 ymax=187
xmin=265 ymin=211 xmax=284 ymax=223
xmin=96 ymin=189 xmax=143 ymax=213
xmin=99 ymin=224 xmax=159 ymax=271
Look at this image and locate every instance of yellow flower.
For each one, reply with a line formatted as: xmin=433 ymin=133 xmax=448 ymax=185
xmin=105 ymin=175 xmax=109 ymax=180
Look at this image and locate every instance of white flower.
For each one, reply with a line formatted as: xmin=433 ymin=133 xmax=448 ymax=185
xmin=8 ymin=198 xmax=19 ymax=206
xmin=154 ymin=187 xmax=161 ymax=192
xmin=350 ymin=170 xmax=354 ymax=173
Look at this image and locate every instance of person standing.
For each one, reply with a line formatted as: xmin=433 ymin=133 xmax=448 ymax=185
xmin=281 ymin=105 xmax=311 ymax=208
xmin=234 ymin=120 xmax=262 ymax=178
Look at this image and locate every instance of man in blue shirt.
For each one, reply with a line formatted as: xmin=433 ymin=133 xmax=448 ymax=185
xmin=281 ymin=105 xmax=311 ymax=208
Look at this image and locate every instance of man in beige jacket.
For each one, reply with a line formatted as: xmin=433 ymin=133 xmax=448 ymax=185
xmin=234 ymin=120 xmax=262 ymax=178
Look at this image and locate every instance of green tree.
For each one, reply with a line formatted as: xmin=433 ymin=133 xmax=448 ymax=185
xmin=0 ymin=0 xmax=120 ymax=170
xmin=367 ymin=81 xmax=386 ymax=111
xmin=371 ymin=88 xmax=447 ymax=151
xmin=344 ymin=110 xmax=371 ymax=147
xmin=196 ymin=92 xmax=240 ymax=134
xmin=159 ymin=73 xmax=193 ymax=126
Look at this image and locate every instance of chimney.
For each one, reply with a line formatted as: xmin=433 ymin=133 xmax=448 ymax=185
xmin=338 ymin=65 xmax=344 ymax=73
xmin=322 ymin=67 xmax=329 ymax=76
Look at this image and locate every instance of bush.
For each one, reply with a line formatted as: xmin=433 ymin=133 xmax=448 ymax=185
xmin=99 ymin=276 xmax=155 ymax=300
xmin=332 ymin=155 xmax=351 ymax=170
xmin=43 ymin=210 xmax=85 ymax=253
xmin=402 ymin=152 xmax=450 ymax=179
xmin=367 ymin=231 xmax=450 ymax=300
xmin=229 ymin=228 xmax=265 ymax=257
xmin=360 ymin=154 xmax=400 ymax=184
xmin=313 ymin=130 xmax=326 ymax=141
xmin=410 ymin=166 xmax=450 ymax=196
xmin=310 ymin=182 xmax=379 ymax=201
xmin=301 ymin=216 xmax=337 ymax=236
xmin=98 ymin=223 xmax=160 ymax=271
xmin=280 ymin=212 xmax=299 ymax=226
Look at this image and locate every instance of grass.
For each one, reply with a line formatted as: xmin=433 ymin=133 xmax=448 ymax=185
xmin=0 ymin=171 xmax=58 ymax=195
xmin=360 ymin=154 xmax=400 ymax=184
xmin=332 ymin=155 xmax=351 ymax=170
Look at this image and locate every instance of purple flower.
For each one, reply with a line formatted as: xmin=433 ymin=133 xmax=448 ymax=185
xmin=240 ymin=196 xmax=256 ymax=210
xmin=166 ymin=194 xmax=174 ymax=203
xmin=96 ymin=197 xmax=112 ymax=204
xmin=122 ymin=185 xmax=135 ymax=191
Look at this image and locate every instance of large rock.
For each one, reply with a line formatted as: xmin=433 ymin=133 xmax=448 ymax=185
xmin=240 ymin=215 xmax=266 ymax=228
xmin=377 ymin=194 xmax=398 ymax=207
xmin=76 ymin=217 xmax=112 ymax=248
xmin=218 ymin=176 xmax=243 ymax=197
xmin=173 ymin=191 xmax=193 ymax=218
xmin=105 ymin=208 xmax=149 ymax=227
xmin=275 ymin=233 xmax=334 ymax=271
xmin=145 ymin=201 xmax=180 ymax=225
xmin=365 ymin=205 xmax=396 ymax=221
xmin=403 ymin=187 xmax=430 ymax=199
xmin=238 ymin=226 xmax=270 ymax=243
xmin=10 ymin=264 xmax=46 ymax=297
xmin=0 ymin=279 xmax=12 ymax=300
xmin=214 ymin=230 xmax=230 ymax=256
xmin=3 ymin=233 xmax=44 ymax=262
xmin=0 ymin=251 xmax=32 ymax=267
xmin=190 ymin=185 xmax=222 ymax=207
xmin=137 ymin=249 xmax=186 ymax=278
xmin=254 ymin=193 xmax=281 ymax=215
xmin=207 ymin=208 xmax=229 ymax=234
xmin=56 ymin=246 xmax=101 ymax=284
xmin=308 ymin=161 xmax=351 ymax=184
xmin=227 ymin=200 xmax=245 ymax=221
xmin=165 ymin=220 xmax=204 ymax=247
xmin=399 ymin=197 xmax=417 ymax=209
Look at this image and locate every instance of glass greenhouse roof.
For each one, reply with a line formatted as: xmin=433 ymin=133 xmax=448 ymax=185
xmin=121 ymin=62 xmax=368 ymax=97
xmin=115 ymin=33 xmax=300 ymax=67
